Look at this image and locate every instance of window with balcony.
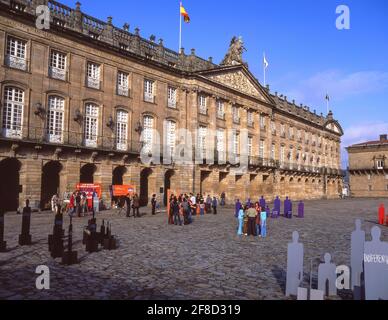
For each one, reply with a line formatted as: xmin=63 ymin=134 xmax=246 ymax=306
xmin=233 ymin=107 xmax=240 ymax=124
xmin=5 ymin=36 xmax=27 ymax=71
xmin=376 ymin=160 xmax=384 ymax=170
xmin=247 ymin=111 xmax=254 ymax=127
xmin=166 ymin=120 xmax=176 ymax=158
xmin=271 ymin=144 xmax=275 ymax=160
xmin=248 ymin=136 xmax=253 ymax=157
xmin=143 ymin=115 xmax=154 ymax=153
xmin=216 ymin=129 xmax=225 ymax=162
xmin=86 ymin=62 xmax=101 ymax=89
xmin=168 ymin=87 xmax=177 ymax=108
xmin=198 ymin=95 xmax=207 ymax=115
xmin=198 ymin=126 xmax=207 ymax=159
xmin=47 ymin=96 xmax=64 ymax=143
xmin=2 ymin=87 xmax=24 ymax=139
xmin=271 ymin=121 xmax=276 ymax=135
xmin=116 ymin=110 xmax=128 ymax=151
xmin=49 ymin=50 xmax=67 ymax=81
xmin=259 ymin=140 xmax=265 ymax=159
xmin=84 ymin=103 xmax=99 ymax=148
xmin=297 ymin=129 xmax=302 ymax=142
xmin=280 ymin=145 xmax=285 ymax=165
xmin=144 ymin=79 xmax=155 ymax=103
xmin=117 ymin=71 xmax=129 ymax=97
xmin=217 ymin=100 xmax=225 ymax=120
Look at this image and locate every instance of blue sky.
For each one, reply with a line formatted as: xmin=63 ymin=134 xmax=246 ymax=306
xmin=61 ymin=0 xmax=388 ymax=167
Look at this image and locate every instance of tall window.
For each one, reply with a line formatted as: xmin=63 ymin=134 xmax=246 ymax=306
xmin=247 ymin=111 xmax=254 ymax=127
xmin=143 ymin=116 xmax=154 ymax=153
xmin=297 ymin=129 xmax=301 ymax=141
xmin=289 ymin=147 xmax=293 ymax=169
xmin=2 ymin=87 xmax=24 ymax=139
xmin=198 ymin=126 xmax=207 ymax=159
xmin=6 ymin=36 xmax=27 ymax=71
xmin=168 ymin=87 xmax=177 ymax=108
xmin=232 ymin=106 xmax=240 ymax=124
xmin=376 ymin=160 xmax=384 ymax=170
xmin=280 ymin=145 xmax=285 ymax=165
xmin=117 ymin=71 xmax=129 ymax=96
xmin=49 ymin=50 xmax=67 ymax=80
xmin=271 ymin=144 xmax=275 ymax=160
xmin=166 ymin=120 xmax=176 ymax=157
xmin=281 ymin=124 xmax=286 ymax=137
xmin=271 ymin=121 xmax=276 ymax=135
xmin=248 ymin=136 xmax=253 ymax=157
xmin=216 ymin=129 xmax=225 ymax=161
xmin=84 ymin=103 xmax=99 ymax=147
xmin=47 ymin=96 xmax=64 ymax=143
xmin=144 ymin=79 xmax=154 ymax=103
xmin=289 ymin=127 xmax=294 ymax=139
xmin=259 ymin=140 xmax=265 ymax=159
xmin=260 ymin=115 xmax=266 ymax=130
xmin=116 ymin=110 xmax=128 ymax=151
xmin=232 ymin=132 xmax=239 ymax=154
xmin=198 ymin=95 xmax=207 ymax=115
xmin=86 ymin=62 xmax=100 ymax=89
xmin=217 ymin=100 xmax=225 ymax=119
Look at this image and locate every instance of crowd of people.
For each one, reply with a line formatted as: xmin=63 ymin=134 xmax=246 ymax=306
xmin=235 ymin=199 xmax=267 ymax=238
xmin=57 ymin=190 xmax=99 ymax=217
xmin=167 ymin=193 xmax=224 ymax=226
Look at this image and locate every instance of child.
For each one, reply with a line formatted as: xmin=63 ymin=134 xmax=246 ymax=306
xmin=200 ymin=201 xmax=205 ymax=216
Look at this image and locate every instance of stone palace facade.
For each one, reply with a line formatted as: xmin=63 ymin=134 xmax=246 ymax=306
xmin=347 ymin=134 xmax=388 ymax=198
xmin=0 ymin=0 xmax=344 ymax=211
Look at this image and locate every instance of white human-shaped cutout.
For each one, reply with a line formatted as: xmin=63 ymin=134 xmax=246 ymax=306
xmin=286 ymin=231 xmax=304 ymax=297
xmin=364 ymin=226 xmax=388 ymax=300
xmin=318 ymin=253 xmax=337 ymax=296
xmin=351 ymin=219 xmax=365 ymax=290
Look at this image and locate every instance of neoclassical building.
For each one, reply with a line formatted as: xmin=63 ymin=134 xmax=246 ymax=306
xmin=0 ymin=0 xmax=344 ymax=211
xmin=347 ymin=134 xmax=388 ymax=198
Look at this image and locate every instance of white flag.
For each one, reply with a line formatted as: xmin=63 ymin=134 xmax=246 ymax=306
xmin=263 ymin=53 xmax=269 ymax=69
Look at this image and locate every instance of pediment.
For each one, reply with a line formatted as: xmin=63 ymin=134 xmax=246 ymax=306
xmin=324 ymin=120 xmax=344 ymax=135
xmin=196 ymin=65 xmax=273 ymax=103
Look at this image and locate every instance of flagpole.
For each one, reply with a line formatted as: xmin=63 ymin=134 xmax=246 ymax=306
xmin=179 ymin=2 xmax=182 ymax=52
xmin=263 ymin=53 xmax=266 ymax=87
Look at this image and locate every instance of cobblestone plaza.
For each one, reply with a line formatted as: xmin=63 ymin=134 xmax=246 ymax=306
xmin=0 ymin=198 xmax=387 ymax=300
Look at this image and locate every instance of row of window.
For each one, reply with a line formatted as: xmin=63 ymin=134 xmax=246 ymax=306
xmin=5 ymin=35 xmax=337 ymax=151
xmin=1 ymin=85 xmax=340 ymax=169
xmin=4 ymin=35 xmax=178 ymax=108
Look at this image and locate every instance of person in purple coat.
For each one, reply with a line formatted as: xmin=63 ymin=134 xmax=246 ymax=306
xmin=235 ymin=199 xmax=242 ymax=218
xmin=259 ymin=196 xmax=266 ymax=210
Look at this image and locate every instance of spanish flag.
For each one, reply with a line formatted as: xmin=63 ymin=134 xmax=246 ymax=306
xmin=180 ymin=3 xmax=190 ymax=23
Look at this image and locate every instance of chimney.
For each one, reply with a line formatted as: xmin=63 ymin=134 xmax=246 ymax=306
xmin=380 ymin=134 xmax=388 ymax=141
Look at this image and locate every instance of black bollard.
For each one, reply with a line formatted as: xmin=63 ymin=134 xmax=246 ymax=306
xmin=18 ymin=200 xmax=32 ymax=246
xmin=62 ymin=215 xmax=78 ymax=265
xmin=99 ymin=219 xmax=106 ymax=245
xmin=0 ymin=211 xmax=6 ymax=252
xmin=84 ymin=216 xmax=99 ymax=253
xmin=103 ymin=221 xmax=117 ymax=250
xmin=49 ymin=211 xmax=64 ymax=258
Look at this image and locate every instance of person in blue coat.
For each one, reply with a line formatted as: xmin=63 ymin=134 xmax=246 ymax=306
xmin=237 ymin=207 xmax=245 ymax=236
xmin=260 ymin=209 xmax=267 ymax=238
xmin=235 ymin=199 xmax=242 ymax=218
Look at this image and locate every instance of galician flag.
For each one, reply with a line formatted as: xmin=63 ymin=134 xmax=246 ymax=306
xmin=180 ymin=2 xmax=190 ymax=23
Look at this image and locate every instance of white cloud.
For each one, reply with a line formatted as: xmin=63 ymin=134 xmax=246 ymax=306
xmin=282 ymin=70 xmax=388 ymax=107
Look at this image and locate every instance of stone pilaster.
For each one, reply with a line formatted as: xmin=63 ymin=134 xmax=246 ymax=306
xmin=19 ymin=157 xmax=42 ymax=208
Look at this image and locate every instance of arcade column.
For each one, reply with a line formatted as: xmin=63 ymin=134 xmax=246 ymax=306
xmin=94 ymin=162 xmax=111 ymax=203
xmin=19 ymin=158 xmax=42 ymax=209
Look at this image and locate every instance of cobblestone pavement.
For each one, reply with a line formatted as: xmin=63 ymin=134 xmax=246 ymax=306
xmin=0 ymin=198 xmax=387 ymax=300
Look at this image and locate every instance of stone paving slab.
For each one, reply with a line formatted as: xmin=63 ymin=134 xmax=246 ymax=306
xmin=0 ymin=198 xmax=387 ymax=300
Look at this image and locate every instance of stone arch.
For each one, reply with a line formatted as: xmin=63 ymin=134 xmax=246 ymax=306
xmin=140 ymin=167 xmax=153 ymax=207
xmin=80 ymin=163 xmax=97 ymax=183
xmin=0 ymin=157 xmax=22 ymax=212
xmin=112 ymin=165 xmax=127 ymax=185
xmin=40 ymin=160 xmax=63 ymax=210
